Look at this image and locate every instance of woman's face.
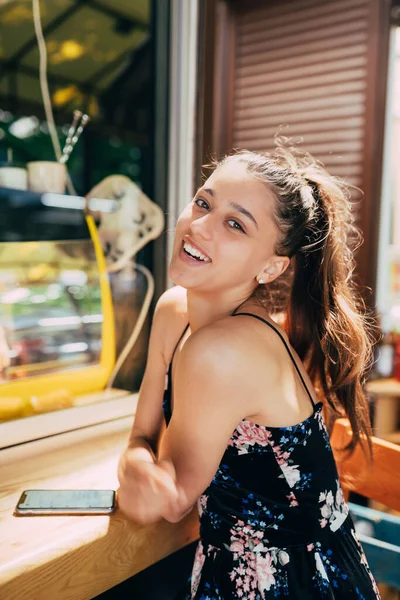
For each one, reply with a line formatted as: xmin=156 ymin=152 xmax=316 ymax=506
xmin=168 ymin=159 xmax=285 ymax=294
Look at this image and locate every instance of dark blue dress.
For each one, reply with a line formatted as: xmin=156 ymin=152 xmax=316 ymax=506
xmin=163 ymin=313 xmax=381 ymax=599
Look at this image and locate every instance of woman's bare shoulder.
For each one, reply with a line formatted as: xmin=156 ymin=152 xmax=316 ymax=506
xmin=153 ymin=286 xmax=188 ymax=362
xmin=199 ymin=311 xmax=286 ymax=349
xmin=188 ymin=313 xmax=281 ymax=374
xmin=155 ymin=285 xmax=187 ymax=315
xmin=176 ymin=315 xmax=281 ymax=422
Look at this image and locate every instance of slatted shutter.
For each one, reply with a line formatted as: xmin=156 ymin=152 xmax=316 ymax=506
xmin=232 ymin=0 xmax=371 ymax=191
xmin=198 ymin=0 xmax=390 ymax=290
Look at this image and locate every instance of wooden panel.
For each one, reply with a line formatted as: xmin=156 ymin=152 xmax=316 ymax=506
xmin=236 ymin=67 xmax=367 ymax=99
xmin=237 ymin=0 xmax=363 ymax=27
xmin=331 ymin=418 xmax=400 ymax=512
xmin=236 ymin=43 xmax=368 ymax=79
xmin=231 ymin=0 xmax=372 ymax=206
xmin=237 ymin=81 xmax=367 ymax=109
xmin=239 ymin=3 xmax=367 ymax=42
xmin=235 ymin=93 xmax=366 ymax=120
xmin=237 ymin=56 xmax=368 ymax=90
xmin=238 ymin=0 xmax=367 ymax=29
xmin=239 ymin=19 xmax=368 ymax=60
xmin=238 ymin=65 xmax=367 ymax=94
xmin=235 ymin=124 xmax=365 ymax=145
xmin=219 ymin=0 xmax=392 ymax=296
xmin=195 ymin=0 xmax=390 ymax=293
xmin=238 ymin=127 xmax=363 ymax=147
xmin=237 ymin=31 xmax=369 ymax=69
xmin=237 ymin=107 xmax=366 ymax=131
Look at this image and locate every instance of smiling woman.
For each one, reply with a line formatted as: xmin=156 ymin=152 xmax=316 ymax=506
xmin=168 ymin=158 xmax=287 ymax=300
xmin=117 ymin=142 xmax=381 ymax=600
xmin=182 ymin=239 xmax=211 ymax=263
xmin=198 ymin=187 xmax=260 ymax=229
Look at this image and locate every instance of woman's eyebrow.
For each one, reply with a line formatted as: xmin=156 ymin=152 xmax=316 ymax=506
xmin=200 ymin=188 xmax=258 ymax=229
xmin=229 ymin=202 xmax=258 ymax=229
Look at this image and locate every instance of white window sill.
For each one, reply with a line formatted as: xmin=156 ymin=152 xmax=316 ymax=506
xmin=0 ymin=390 xmax=138 ymax=449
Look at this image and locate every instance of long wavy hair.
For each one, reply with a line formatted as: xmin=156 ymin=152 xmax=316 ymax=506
xmin=216 ymin=142 xmax=376 ymax=457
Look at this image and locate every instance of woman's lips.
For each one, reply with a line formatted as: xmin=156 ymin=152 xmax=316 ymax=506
xmin=179 ymin=243 xmax=211 ymax=266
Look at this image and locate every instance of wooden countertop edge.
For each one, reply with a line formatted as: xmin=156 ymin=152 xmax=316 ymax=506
xmin=0 ymin=414 xmax=200 ymax=600
xmin=366 ymin=378 xmax=400 ymax=395
xmin=1 ymin=509 xmax=200 ymax=600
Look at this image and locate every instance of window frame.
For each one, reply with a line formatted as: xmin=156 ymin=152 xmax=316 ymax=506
xmin=0 ymin=0 xmax=199 ymax=449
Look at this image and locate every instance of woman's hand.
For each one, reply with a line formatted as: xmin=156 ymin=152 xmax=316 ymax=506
xmin=117 ymin=448 xmax=180 ymax=525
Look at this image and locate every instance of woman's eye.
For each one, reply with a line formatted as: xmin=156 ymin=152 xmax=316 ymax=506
xmin=193 ymin=199 xmax=244 ymax=232
xmin=194 ymin=198 xmax=209 ymax=209
xmin=228 ymin=219 xmax=244 ymax=232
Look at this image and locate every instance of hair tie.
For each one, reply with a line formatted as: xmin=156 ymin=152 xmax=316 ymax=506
xmin=304 ymin=179 xmax=320 ymax=205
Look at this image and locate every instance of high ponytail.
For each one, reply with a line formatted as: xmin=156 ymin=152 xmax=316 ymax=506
xmin=288 ymin=175 xmax=374 ymax=457
xmin=219 ymin=143 xmax=376 ymax=457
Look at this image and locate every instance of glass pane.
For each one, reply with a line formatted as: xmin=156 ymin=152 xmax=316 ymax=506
xmin=0 ymin=240 xmax=102 ymax=382
xmin=385 ymin=29 xmax=400 ymax=318
xmin=0 ymin=0 xmax=162 ymax=439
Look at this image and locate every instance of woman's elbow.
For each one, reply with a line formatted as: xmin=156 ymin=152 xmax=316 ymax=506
xmin=163 ymin=502 xmax=196 ymax=523
xmin=164 ymin=511 xmax=182 ymax=523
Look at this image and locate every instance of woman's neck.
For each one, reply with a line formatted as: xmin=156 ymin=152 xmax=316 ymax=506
xmin=186 ymin=289 xmax=254 ymax=332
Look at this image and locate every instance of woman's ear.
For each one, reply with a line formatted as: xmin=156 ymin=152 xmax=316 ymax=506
xmin=257 ymin=257 xmax=290 ymax=284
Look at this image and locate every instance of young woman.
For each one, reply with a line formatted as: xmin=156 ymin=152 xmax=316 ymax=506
xmin=118 ymin=145 xmax=380 ymax=599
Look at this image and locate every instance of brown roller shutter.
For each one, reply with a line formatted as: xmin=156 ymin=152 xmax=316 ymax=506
xmin=199 ymin=0 xmax=391 ymax=295
xmin=233 ymin=0 xmax=370 ymax=190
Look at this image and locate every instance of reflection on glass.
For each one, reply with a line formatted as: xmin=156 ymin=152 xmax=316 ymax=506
xmin=0 ymin=240 xmax=102 ymax=382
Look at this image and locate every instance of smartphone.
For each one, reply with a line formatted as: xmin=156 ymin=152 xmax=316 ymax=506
xmin=15 ymin=489 xmax=116 ymax=516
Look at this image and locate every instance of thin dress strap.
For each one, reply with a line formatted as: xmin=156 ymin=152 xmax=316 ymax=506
xmin=164 ymin=324 xmax=190 ymax=418
xmin=169 ymin=323 xmax=190 ymax=372
xmin=232 ymin=312 xmax=316 ymax=409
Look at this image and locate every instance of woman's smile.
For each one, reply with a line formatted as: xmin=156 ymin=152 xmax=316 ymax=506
xmin=179 ymin=239 xmax=212 ymax=266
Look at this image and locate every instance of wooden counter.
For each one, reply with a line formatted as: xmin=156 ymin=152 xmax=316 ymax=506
xmin=366 ymin=378 xmax=400 ymax=441
xmin=0 ymin=412 xmax=200 ymax=600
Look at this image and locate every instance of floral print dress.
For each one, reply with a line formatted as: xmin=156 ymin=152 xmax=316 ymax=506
xmin=163 ymin=313 xmax=381 ymax=600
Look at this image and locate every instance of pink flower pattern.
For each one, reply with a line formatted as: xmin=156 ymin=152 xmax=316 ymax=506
xmin=167 ymin=394 xmax=380 ymax=598
xmin=318 ymin=480 xmax=349 ymax=532
xmin=351 ymin=528 xmax=382 ymax=598
xmin=229 ymin=420 xmax=273 ymax=452
xmin=286 ymin=491 xmax=299 ymax=507
xmin=190 ymin=541 xmax=206 ymax=598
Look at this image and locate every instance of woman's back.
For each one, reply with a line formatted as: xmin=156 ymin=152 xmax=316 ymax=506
xmin=163 ymin=310 xmax=380 ymax=599
xmin=165 ymin=300 xmax=320 ymax=430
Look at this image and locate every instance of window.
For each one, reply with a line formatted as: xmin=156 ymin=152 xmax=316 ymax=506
xmin=0 ymin=0 xmax=162 ymax=447
xmin=376 ymin=27 xmax=400 ymax=326
xmin=0 ymin=0 xmax=198 ymax=448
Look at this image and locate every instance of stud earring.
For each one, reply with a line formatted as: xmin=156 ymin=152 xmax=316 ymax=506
xmin=258 ymin=279 xmax=264 ymax=285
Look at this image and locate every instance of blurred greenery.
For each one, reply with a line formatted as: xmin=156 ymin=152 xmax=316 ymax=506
xmin=0 ymin=115 xmax=142 ymax=195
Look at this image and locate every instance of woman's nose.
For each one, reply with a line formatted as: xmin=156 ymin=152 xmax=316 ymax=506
xmin=190 ymin=214 xmax=212 ymax=241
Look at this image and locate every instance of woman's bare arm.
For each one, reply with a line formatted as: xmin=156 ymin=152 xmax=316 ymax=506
xmin=118 ymin=320 xmax=256 ymax=524
xmin=118 ymin=318 xmax=280 ymax=524
xmin=123 ymin=286 xmax=187 ymax=459
xmin=117 ymin=287 xmax=190 ymax=522
xmin=156 ymin=319 xmax=280 ymax=522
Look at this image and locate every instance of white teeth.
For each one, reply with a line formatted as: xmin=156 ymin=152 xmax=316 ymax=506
xmin=183 ymin=242 xmax=210 ymax=262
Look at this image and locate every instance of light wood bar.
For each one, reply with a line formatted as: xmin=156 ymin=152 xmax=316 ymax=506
xmin=366 ymin=378 xmax=400 ymax=440
xmin=0 ymin=408 xmax=200 ymax=600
